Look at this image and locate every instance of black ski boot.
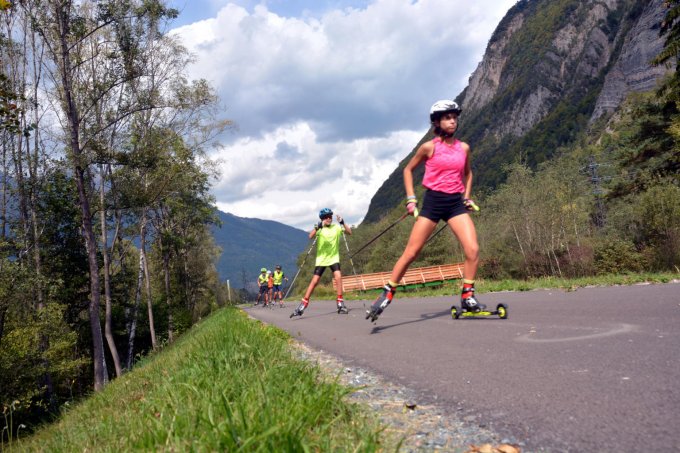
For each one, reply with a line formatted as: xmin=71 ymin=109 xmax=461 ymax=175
xmin=290 ymin=299 xmax=308 ymax=318
xmin=366 ymin=285 xmax=395 ymax=322
xmin=461 ymin=295 xmax=486 ymax=313
xmin=337 ymin=297 xmax=348 ymax=314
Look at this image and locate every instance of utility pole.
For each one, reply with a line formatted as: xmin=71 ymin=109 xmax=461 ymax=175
xmin=584 ymin=156 xmax=609 ymax=228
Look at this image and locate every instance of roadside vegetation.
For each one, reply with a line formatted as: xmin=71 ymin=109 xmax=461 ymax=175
xmin=294 ymin=271 xmax=680 ymax=301
xmin=8 ymin=308 xmax=384 ymax=452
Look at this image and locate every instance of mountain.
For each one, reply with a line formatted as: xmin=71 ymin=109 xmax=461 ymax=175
xmin=211 ymin=211 xmax=308 ymax=289
xmin=362 ymin=0 xmax=673 ymax=224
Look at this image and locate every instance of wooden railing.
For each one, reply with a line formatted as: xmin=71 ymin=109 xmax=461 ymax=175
xmin=334 ymin=263 xmax=464 ymax=292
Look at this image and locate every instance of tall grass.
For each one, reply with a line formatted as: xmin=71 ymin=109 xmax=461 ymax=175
xmin=13 ymin=309 xmax=383 ymax=452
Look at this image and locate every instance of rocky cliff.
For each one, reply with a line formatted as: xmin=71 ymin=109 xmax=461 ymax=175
xmin=591 ymin=0 xmax=675 ymax=121
xmin=362 ymin=0 xmax=672 ymax=224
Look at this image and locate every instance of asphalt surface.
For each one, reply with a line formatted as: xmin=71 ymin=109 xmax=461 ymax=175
xmin=245 ymin=283 xmax=680 ymax=452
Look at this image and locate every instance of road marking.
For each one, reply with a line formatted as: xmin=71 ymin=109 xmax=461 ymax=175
xmin=515 ymin=323 xmax=639 ymax=343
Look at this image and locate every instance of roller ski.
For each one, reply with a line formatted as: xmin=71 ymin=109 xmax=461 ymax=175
xmin=336 ymin=297 xmax=348 ymax=314
xmin=366 ymin=285 xmax=395 ymax=322
xmin=451 ymin=295 xmax=508 ymax=320
xmin=290 ymin=299 xmax=308 ymax=318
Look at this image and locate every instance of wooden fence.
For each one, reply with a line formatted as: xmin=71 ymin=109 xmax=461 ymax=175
xmin=334 ymin=262 xmax=464 ymax=292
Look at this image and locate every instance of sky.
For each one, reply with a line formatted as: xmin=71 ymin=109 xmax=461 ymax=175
xmin=169 ymin=0 xmax=517 ymax=230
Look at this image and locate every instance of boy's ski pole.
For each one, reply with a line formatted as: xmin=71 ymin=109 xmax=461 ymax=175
xmin=283 ymin=237 xmax=317 ymax=301
xmin=341 ymin=231 xmax=359 ymax=278
xmin=349 ymin=213 xmax=409 ymax=259
xmin=339 ymin=230 xmax=357 ymax=313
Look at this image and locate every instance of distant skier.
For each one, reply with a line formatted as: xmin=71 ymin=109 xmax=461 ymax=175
xmin=366 ymin=100 xmax=483 ymax=322
xmin=266 ymin=270 xmax=274 ymax=306
xmin=272 ymin=265 xmax=288 ymax=307
xmin=255 ymin=268 xmax=268 ymax=306
xmin=291 ymin=208 xmax=351 ymax=317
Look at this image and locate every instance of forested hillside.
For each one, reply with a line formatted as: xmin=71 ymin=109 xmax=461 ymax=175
xmin=212 ymin=211 xmax=308 ymax=291
xmin=0 ymin=0 xmax=231 ymax=436
xmin=364 ymin=0 xmax=672 ymax=223
xmin=291 ymin=0 xmax=679 ymax=290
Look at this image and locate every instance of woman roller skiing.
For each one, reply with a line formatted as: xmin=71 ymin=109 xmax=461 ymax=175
xmin=366 ymin=100 xmax=483 ymax=322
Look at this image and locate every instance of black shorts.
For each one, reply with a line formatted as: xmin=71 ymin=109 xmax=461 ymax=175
xmin=314 ymin=263 xmax=341 ymax=276
xmin=258 ymin=285 xmax=268 ymax=294
xmin=419 ymin=190 xmax=468 ymax=222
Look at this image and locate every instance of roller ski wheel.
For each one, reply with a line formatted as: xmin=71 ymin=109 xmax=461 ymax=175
xmin=365 ymin=306 xmax=381 ymax=322
xmin=290 ymin=304 xmax=306 ymax=318
xmin=450 ymin=304 xmax=461 ymax=319
xmin=366 ymin=285 xmax=395 ymax=323
xmin=337 ymin=304 xmax=349 ymax=314
xmin=496 ymin=303 xmax=508 ymax=319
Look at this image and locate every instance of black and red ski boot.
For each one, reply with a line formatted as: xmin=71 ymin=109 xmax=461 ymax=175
xmin=366 ymin=284 xmax=395 ymax=322
xmin=336 ymin=296 xmax=348 ymax=314
xmin=290 ymin=299 xmax=309 ymax=318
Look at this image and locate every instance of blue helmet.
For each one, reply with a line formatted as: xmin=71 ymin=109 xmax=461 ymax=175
xmin=319 ymin=208 xmax=333 ymax=219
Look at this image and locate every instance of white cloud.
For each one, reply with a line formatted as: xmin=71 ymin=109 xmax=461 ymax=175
xmin=212 ymin=122 xmax=422 ymax=229
xmin=173 ymin=0 xmax=516 ymax=228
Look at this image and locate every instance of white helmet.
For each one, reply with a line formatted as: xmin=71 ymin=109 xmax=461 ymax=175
xmin=429 ymin=100 xmax=462 ymax=123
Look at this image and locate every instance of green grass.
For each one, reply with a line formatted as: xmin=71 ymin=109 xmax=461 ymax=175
xmin=12 ymin=308 xmax=384 ymax=452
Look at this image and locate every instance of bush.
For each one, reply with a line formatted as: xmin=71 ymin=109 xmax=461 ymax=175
xmin=593 ymin=238 xmax=647 ymax=274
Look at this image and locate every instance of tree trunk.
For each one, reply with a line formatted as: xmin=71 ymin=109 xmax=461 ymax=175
xmin=162 ymin=249 xmax=173 ymax=343
xmin=1 ymin=137 xmax=7 ymax=240
xmin=0 ymin=306 xmax=6 ymax=346
xmin=126 ymin=251 xmax=145 ymax=370
xmin=99 ymin=164 xmax=122 ymax=377
xmin=140 ymin=209 xmax=157 ymax=349
xmin=54 ymin=3 xmax=106 ymax=391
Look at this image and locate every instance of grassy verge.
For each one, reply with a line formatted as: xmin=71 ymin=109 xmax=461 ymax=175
xmin=12 ymin=309 xmax=384 ymax=452
xmin=299 ymin=271 xmax=680 ymax=301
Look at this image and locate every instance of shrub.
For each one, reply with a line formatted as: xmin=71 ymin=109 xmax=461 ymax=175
xmin=594 ymin=238 xmax=647 ymax=274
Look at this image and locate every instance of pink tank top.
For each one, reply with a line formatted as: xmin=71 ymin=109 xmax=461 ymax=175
xmin=422 ymin=138 xmax=467 ymax=194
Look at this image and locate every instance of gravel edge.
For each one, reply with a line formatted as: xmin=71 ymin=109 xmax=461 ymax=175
xmin=291 ymin=340 xmax=527 ymax=452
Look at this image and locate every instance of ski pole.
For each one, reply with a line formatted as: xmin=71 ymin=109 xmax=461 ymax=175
xmin=283 ymin=237 xmax=317 ymax=301
xmin=349 ymin=213 xmax=409 ymax=259
xmin=341 ymin=230 xmax=359 ymax=278
xmin=425 ymin=223 xmax=448 ymax=244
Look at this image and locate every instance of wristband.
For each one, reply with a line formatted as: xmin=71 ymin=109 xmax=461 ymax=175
xmin=406 ymin=195 xmax=417 ymax=200
xmin=405 ymin=198 xmax=417 ymax=206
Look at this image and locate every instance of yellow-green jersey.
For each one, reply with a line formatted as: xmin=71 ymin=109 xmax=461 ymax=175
xmin=315 ymin=224 xmax=343 ymax=267
xmin=273 ymin=270 xmax=285 ymax=285
xmin=257 ymin=274 xmax=267 ymax=286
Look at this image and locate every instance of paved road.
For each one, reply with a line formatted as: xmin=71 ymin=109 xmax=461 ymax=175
xmin=245 ymin=283 xmax=680 ymax=452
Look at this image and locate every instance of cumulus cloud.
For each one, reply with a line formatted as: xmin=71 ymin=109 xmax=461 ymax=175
xmin=173 ymin=0 xmax=516 ymax=228
xmin=212 ymin=122 xmax=422 ymax=228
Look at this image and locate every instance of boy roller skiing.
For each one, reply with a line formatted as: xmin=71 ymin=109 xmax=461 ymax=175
xmin=272 ymin=265 xmax=288 ymax=307
xmin=291 ymin=208 xmax=351 ymax=317
xmin=255 ymin=268 xmax=268 ymax=306
xmin=366 ymin=100 xmax=483 ymax=322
